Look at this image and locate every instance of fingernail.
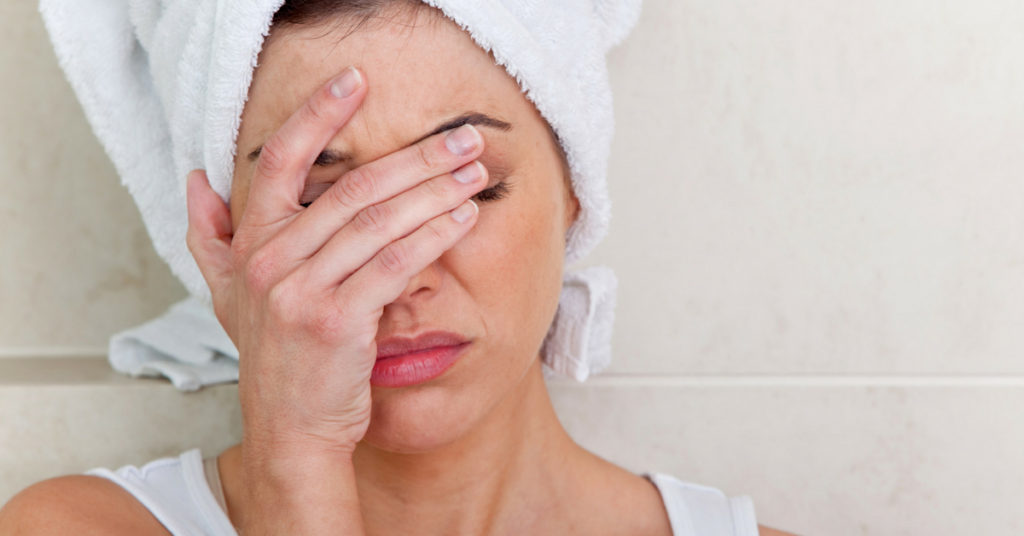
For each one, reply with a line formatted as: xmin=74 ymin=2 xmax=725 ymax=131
xmin=330 ymin=67 xmax=362 ymax=98
xmin=453 ymin=161 xmax=484 ymax=184
xmin=445 ymin=124 xmax=481 ymax=155
xmin=451 ymin=200 xmax=478 ymax=223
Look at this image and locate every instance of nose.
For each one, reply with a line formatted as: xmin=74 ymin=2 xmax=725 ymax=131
xmin=388 ymin=259 xmax=443 ymax=306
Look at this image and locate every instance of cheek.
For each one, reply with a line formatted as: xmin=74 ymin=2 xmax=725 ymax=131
xmin=470 ymin=181 xmax=561 ymax=279
xmin=451 ymin=177 xmax=566 ymax=355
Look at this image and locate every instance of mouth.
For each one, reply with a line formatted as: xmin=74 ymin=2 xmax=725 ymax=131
xmin=375 ymin=330 xmax=471 ymax=360
xmin=370 ymin=339 xmax=471 ymax=388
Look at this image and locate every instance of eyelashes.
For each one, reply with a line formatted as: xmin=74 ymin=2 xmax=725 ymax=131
xmin=472 ymin=179 xmax=511 ymax=203
xmin=298 ymin=179 xmax=512 ymax=209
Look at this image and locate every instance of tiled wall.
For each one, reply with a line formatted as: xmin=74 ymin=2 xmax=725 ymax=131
xmin=3 ymin=1 xmax=1023 ymax=534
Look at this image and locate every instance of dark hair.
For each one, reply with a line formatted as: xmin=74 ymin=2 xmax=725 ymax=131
xmin=272 ymin=0 xmax=424 ymax=28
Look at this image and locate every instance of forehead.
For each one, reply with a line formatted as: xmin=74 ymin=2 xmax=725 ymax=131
xmin=241 ymin=7 xmax=525 ymax=158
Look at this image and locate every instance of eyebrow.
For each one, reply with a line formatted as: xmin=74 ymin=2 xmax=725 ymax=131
xmin=245 ymin=112 xmax=513 ymax=166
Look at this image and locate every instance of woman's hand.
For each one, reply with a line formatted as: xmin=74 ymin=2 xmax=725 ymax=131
xmin=185 ymin=65 xmax=488 ymax=456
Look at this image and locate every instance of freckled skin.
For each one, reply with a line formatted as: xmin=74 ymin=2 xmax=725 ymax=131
xmin=230 ymin=8 xmax=576 ymax=454
xmin=218 ymin=6 xmax=677 ymax=536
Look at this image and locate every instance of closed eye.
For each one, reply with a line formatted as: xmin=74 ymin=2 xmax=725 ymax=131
xmin=298 ymin=179 xmax=512 ymax=209
xmin=471 ymin=180 xmax=511 ymax=203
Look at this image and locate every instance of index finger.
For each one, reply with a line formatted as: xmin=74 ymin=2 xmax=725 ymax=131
xmin=241 ymin=66 xmax=367 ymax=229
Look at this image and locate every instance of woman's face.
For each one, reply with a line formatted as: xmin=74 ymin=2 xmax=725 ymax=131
xmin=230 ymin=6 xmax=578 ymax=453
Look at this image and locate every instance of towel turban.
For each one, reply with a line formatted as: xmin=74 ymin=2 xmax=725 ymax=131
xmin=39 ymin=0 xmax=641 ymax=383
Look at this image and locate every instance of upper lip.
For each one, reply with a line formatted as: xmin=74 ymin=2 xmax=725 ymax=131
xmin=376 ymin=330 xmax=471 ymax=360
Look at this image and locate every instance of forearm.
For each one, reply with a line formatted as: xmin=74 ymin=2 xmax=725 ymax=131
xmin=240 ymin=445 xmax=365 ymax=535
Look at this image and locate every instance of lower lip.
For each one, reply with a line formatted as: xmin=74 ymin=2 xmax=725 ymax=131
xmin=371 ymin=342 xmax=470 ymax=388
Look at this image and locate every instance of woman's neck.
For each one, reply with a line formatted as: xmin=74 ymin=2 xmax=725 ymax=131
xmin=351 ymin=358 xmax=585 ymax=535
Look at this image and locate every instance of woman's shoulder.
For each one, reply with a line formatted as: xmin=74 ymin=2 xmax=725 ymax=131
xmin=0 ymin=474 xmax=170 ymax=535
xmin=0 ymin=449 xmax=234 ymax=536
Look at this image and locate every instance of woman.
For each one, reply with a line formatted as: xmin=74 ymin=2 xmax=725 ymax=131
xmin=2 ymin=1 xmax=793 ymax=534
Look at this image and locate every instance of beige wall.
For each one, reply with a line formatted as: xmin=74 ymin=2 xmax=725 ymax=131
xmin=3 ymin=1 xmax=1024 ymax=534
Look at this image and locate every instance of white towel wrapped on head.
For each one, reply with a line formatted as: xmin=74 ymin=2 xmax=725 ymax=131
xmin=38 ymin=0 xmax=641 ymax=390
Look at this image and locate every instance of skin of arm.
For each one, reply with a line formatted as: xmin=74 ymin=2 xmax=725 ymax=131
xmin=0 ymin=455 xmax=368 ymax=536
xmin=238 ymin=447 xmax=365 ymax=535
xmin=0 ymin=476 xmax=171 ymax=535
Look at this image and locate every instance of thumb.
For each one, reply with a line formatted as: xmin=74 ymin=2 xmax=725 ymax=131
xmin=185 ymin=169 xmax=234 ymax=300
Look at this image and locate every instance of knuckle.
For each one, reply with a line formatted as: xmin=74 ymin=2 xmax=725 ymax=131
xmin=377 ymin=242 xmax=410 ymax=275
xmin=265 ymin=279 xmax=299 ymax=321
xmin=302 ymin=94 xmax=330 ymax=124
xmin=424 ymin=175 xmax=454 ymax=199
xmin=421 ymin=218 xmax=450 ymax=242
xmin=333 ymin=168 xmax=377 ymax=208
xmin=353 ymin=203 xmax=392 ymax=235
xmin=425 ymin=219 xmax=449 ymax=243
xmin=414 ymin=142 xmax=437 ymax=170
xmin=256 ymin=136 xmax=290 ymax=177
xmin=244 ymin=248 xmax=278 ymax=293
xmin=310 ymin=303 xmax=346 ymax=341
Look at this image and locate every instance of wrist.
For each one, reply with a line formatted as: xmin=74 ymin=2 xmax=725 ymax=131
xmin=241 ymin=437 xmax=356 ymax=486
xmin=240 ymin=441 xmax=365 ymax=535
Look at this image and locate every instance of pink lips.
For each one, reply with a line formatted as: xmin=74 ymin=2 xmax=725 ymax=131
xmin=372 ymin=331 xmax=471 ymax=388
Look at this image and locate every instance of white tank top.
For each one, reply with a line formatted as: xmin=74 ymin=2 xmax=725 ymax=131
xmin=85 ymin=448 xmax=759 ymax=536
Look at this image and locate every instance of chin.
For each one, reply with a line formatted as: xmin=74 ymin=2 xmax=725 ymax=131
xmin=361 ymin=384 xmax=478 ymax=453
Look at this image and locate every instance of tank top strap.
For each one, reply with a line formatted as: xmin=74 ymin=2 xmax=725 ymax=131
xmin=643 ymin=472 xmax=759 ymax=536
xmin=84 ymin=449 xmax=238 ymax=536
xmin=201 ymin=454 xmax=230 ymax=515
